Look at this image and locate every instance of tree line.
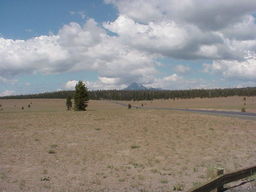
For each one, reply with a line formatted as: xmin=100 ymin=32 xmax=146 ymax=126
xmin=1 ymin=87 xmax=256 ymax=100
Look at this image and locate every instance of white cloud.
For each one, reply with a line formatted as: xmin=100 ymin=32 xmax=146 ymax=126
xmin=146 ymin=73 xmax=215 ymax=90
xmin=145 ymin=73 xmax=180 ymax=89
xmin=163 ymin=74 xmax=180 ymax=81
xmin=103 ymin=13 xmax=256 ymax=61
xmin=0 ymin=35 xmax=68 ymax=76
xmin=174 ymin=65 xmax=190 ymax=73
xmin=25 ymin=29 xmax=33 ymax=33
xmin=25 ymin=82 xmax=31 ymax=86
xmin=0 ymin=76 xmax=17 ymax=84
xmin=104 ymin=15 xmax=226 ymax=60
xmin=204 ymin=52 xmax=256 ymax=81
xmin=86 ymin=80 xmax=126 ymax=90
xmin=105 ymin=0 xmax=256 ymax=30
xmin=0 ymin=19 xmax=158 ymax=87
xmin=104 ymin=0 xmax=256 ymax=84
xmin=0 ymin=90 xmax=15 ymax=96
xmin=69 ymin=11 xmax=86 ymax=19
xmin=64 ymin=78 xmax=127 ymax=90
xmin=99 ymin=76 xmax=120 ymax=84
xmin=64 ymin=80 xmax=79 ymax=90
xmin=222 ymin=15 xmax=256 ymax=40
xmin=196 ymin=45 xmax=219 ymax=58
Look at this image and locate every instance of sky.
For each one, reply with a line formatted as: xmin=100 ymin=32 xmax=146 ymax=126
xmin=0 ymin=0 xmax=256 ymax=96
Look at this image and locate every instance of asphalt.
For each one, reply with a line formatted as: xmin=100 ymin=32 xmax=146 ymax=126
xmin=112 ymin=101 xmax=256 ymax=120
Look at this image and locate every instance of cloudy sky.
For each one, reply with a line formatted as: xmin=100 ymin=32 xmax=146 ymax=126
xmin=0 ymin=0 xmax=256 ymax=96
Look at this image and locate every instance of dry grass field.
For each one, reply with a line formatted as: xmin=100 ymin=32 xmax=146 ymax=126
xmin=0 ymin=97 xmax=256 ymax=192
xmin=120 ymin=96 xmax=256 ymax=113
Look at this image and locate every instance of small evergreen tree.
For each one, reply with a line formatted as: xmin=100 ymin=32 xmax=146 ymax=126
xmin=74 ymin=81 xmax=89 ymax=111
xmin=66 ymin=96 xmax=72 ymax=110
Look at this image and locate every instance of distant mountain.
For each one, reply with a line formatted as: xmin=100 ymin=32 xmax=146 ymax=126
xmin=124 ymin=82 xmax=161 ymax=90
xmin=124 ymin=82 xmax=148 ymax=90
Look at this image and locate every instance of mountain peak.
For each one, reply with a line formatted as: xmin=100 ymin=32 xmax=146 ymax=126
xmin=124 ymin=82 xmax=147 ymax=90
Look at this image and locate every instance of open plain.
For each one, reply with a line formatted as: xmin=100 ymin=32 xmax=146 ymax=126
xmin=0 ymin=97 xmax=256 ymax=192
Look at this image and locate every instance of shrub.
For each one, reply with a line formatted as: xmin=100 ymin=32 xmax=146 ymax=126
xmin=131 ymin=145 xmax=140 ymax=149
xmin=241 ymin=107 xmax=246 ymax=112
xmin=173 ymin=183 xmax=185 ymax=191
xmin=48 ymin=149 xmax=56 ymax=154
xmin=66 ymin=96 xmax=72 ymax=110
xmin=128 ymin=104 xmax=131 ymax=109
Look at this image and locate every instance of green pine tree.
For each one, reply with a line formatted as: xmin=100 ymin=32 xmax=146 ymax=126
xmin=74 ymin=81 xmax=89 ymax=111
xmin=66 ymin=96 xmax=72 ymax=110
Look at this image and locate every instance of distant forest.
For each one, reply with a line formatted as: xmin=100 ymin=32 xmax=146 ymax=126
xmin=1 ymin=87 xmax=256 ymax=100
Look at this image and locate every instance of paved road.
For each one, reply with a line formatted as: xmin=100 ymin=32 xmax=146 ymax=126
xmin=112 ymin=101 xmax=256 ymax=120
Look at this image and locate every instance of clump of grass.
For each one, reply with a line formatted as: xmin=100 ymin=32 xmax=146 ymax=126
xmin=19 ymin=179 xmax=26 ymax=190
xmin=193 ymin=181 xmax=202 ymax=188
xmin=41 ymin=176 xmax=50 ymax=181
xmin=193 ymin=167 xmax=198 ymax=172
xmin=138 ymin=175 xmax=145 ymax=180
xmin=107 ymin=165 xmax=114 ymax=169
xmin=92 ymin=178 xmax=101 ymax=185
xmin=130 ymin=162 xmax=144 ymax=169
xmin=151 ymin=169 xmax=159 ymax=174
xmin=48 ymin=149 xmax=56 ymax=154
xmin=173 ymin=183 xmax=185 ymax=191
xmin=50 ymin=144 xmax=58 ymax=148
xmin=206 ymin=167 xmax=216 ymax=179
xmin=118 ymin=178 xmax=126 ymax=182
xmin=155 ymin=159 xmax=160 ymax=164
xmin=248 ymin=173 xmax=256 ymax=180
xmin=0 ymin=172 xmax=7 ymax=180
xmin=95 ymin=128 xmax=101 ymax=131
xmin=160 ymin=179 xmax=168 ymax=184
xmin=131 ymin=145 xmax=140 ymax=149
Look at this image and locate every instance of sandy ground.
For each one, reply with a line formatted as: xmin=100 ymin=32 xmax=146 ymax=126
xmin=0 ymin=98 xmax=256 ymax=192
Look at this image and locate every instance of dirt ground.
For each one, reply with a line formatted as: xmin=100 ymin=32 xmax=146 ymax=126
xmin=0 ymin=98 xmax=256 ymax=192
